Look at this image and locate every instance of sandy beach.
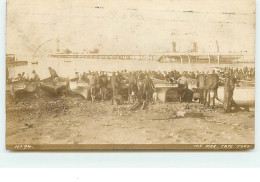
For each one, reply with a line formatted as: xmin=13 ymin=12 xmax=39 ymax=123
xmin=6 ymin=90 xmax=255 ymax=145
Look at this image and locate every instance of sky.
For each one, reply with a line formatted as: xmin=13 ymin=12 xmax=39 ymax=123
xmin=6 ymin=0 xmax=255 ymax=58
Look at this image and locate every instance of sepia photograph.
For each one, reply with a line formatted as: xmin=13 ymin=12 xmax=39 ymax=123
xmin=5 ymin=0 xmax=255 ymax=150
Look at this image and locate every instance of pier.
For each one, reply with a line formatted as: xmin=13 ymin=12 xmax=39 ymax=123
xmin=49 ymin=54 xmax=160 ymax=61
xmin=49 ymin=52 xmax=244 ymax=64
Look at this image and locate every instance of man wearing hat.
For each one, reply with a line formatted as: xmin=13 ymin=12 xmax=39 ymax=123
xmin=31 ymin=70 xmax=40 ymax=82
xmin=204 ymin=69 xmax=219 ymax=108
xmin=110 ymin=72 xmax=119 ymax=97
xmin=223 ymin=70 xmax=238 ymax=112
xmin=48 ymin=67 xmax=58 ymax=81
xmin=177 ymin=72 xmax=188 ymax=102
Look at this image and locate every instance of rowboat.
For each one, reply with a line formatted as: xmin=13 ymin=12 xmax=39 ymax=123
xmin=40 ymin=77 xmax=69 ymax=95
xmin=8 ymin=81 xmax=38 ymax=98
xmin=69 ymin=81 xmax=91 ymax=99
xmin=217 ymin=86 xmax=255 ymax=107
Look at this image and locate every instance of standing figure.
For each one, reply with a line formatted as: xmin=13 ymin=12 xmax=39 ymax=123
xmin=177 ymin=72 xmax=188 ymax=102
xmin=48 ymin=67 xmax=58 ymax=82
xmin=196 ymin=72 xmax=205 ymax=104
xmin=128 ymin=72 xmax=138 ymax=102
xmin=31 ymin=70 xmax=40 ymax=83
xmin=99 ymin=72 xmax=108 ymax=101
xmin=110 ymin=72 xmax=119 ymax=97
xmin=141 ymin=74 xmax=155 ymax=103
xmin=88 ymin=72 xmax=97 ymax=101
xmin=204 ymin=70 xmax=219 ymax=108
xmin=74 ymin=72 xmax=80 ymax=82
xmin=223 ymin=71 xmax=238 ymax=112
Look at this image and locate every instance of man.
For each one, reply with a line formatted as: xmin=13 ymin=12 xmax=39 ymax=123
xmin=88 ymin=72 xmax=97 ymax=101
xmin=177 ymin=72 xmax=188 ymax=102
xmin=128 ymin=72 xmax=138 ymax=102
xmin=48 ymin=67 xmax=58 ymax=81
xmin=20 ymin=72 xmax=26 ymax=81
xmin=31 ymin=70 xmax=41 ymax=96
xmin=74 ymin=72 xmax=80 ymax=82
xmin=31 ymin=70 xmax=40 ymax=82
xmin=196 ymin=72 xmax=205 ymax=104
xmin=223 ymin=70 xmax=238 ymax=112
xmin=99 ymin=72 xmax=108 ymax=101
xmin=110 ymin=72 xmax=119 ymax=97
xmin=16 ymin=73 xmax=23 ymax=82
xmin=204 ymin=69 xmax=219 ymax=108
xmin=141 ymin=74 xmax=155 ymax=103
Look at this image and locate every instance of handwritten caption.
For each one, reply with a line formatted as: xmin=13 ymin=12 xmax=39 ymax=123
xmin=14 ymin=145 xmax=34 ymax=150
xmin=193 ymin=144 xmax=253 ymax=149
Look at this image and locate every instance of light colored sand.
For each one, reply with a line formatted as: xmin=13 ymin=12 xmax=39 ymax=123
xmin=6 ymin=94 xmax=255 ymax=145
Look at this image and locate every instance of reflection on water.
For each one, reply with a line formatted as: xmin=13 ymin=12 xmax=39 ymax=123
xmin=7 ymin=57 xmax=255 ymax=79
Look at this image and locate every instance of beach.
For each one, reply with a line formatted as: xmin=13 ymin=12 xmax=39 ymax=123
xmin=6 ymin=91 xmax=254 ymax=145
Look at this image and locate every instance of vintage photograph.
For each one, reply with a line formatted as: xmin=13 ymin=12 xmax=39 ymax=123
xmin=6 ymin=0 xmax=255 ymax=150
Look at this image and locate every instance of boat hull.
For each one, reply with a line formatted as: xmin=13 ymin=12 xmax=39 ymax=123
xmin=8 ymin=82 xmax=38 ymax=98
xmin=40 ymin=77 xmax=69 ymax=95
xmin=217 ymin=86 xmax=255 ymax=107
xmin=69 ymin=82 xmax=91 ymax=99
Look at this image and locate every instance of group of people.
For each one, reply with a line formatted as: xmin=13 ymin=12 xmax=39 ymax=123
xmin=73 ymin=70 xmax=155 ymax=103
xmin=9 ymin=70 xmax=40 ymax=83
xmin=8 ymin=66 xmax=254 ymax=112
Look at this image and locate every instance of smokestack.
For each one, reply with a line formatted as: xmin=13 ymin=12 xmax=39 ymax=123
xmin=216 ymin=40 xmax=219 ymax=52
xmin=56 ymin=39 xmax=60 ymax=53
xmin=172 ymin=42 xmax=176 ymax=52
xmin=192 ymin=42 xmax=198 ymax=52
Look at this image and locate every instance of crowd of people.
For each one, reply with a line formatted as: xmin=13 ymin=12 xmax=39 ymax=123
xmin=8 ymin=66 xmax=255 ymax=112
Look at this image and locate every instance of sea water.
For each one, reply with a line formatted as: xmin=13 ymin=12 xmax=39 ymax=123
xmin=7 ymin=57 xmax=255 ymax=80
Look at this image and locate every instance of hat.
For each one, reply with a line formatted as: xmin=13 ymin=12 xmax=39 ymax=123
xmin=32 ymin=70 xmax=36 ymax=73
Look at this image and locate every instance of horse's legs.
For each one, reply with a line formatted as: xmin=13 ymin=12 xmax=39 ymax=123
xmin=203 ymin=89 xmax=207 ymax=106
xmin=207 ymin=91 xmax=210 ymax=108
xmin=212 ymin=90 xmax=216 ymax=109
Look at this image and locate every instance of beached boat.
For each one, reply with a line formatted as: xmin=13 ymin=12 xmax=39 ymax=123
xmin=69 ymin=81 xmax=91 ymax=99
xmin=40 ymin=77 xmax=69 ymax=95
xmin=216 ymin=86 xmax=255 ymax=107
xmin=31 ymin=61 xmax=38 ymax=64
xmin=8 ymin=81 xmax=38 ymax=98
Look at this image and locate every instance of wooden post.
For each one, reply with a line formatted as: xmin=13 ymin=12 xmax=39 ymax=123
xmin=179 ymin=55 xmax=183 ymax=64
xmin=208 ymin=54 xmax=211 ymax=64
xmin=187 ymin=55 xmax=191 ymax=64
xmin=217 ymin=54 xmax=220 ymax=65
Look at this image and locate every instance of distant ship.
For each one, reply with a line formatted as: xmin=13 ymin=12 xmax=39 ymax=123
xmin=157 ymin=52 xmax=244 ymax=64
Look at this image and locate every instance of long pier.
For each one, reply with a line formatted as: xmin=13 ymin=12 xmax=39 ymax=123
xmin=49 ymin=52 xmax=245 ymax=64
xmin=49 ymin=54 xmax=159 ymax=61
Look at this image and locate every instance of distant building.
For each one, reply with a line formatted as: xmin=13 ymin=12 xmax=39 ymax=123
xmin=191 ymin=42 xmax=198 ymax=52
xmin=172 ymin=42 xmax=176 ymax=52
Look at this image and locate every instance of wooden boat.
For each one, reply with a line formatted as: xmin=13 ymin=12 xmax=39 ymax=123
xmin=8 ymin=81 xmax=38 ymax=98
xmin=69 ymin=81 xmax=91 ymax=99
xmin=40 ymin=77 xmax=69 ymax=95
xmin=217 ymin=86 xmax=255 ymax=107
xmin=31 ymin=61 xmax=38 ymax=64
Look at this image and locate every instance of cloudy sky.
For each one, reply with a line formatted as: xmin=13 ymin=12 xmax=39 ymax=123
xmin=6 ymin=0 xmax=255 ymax=58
